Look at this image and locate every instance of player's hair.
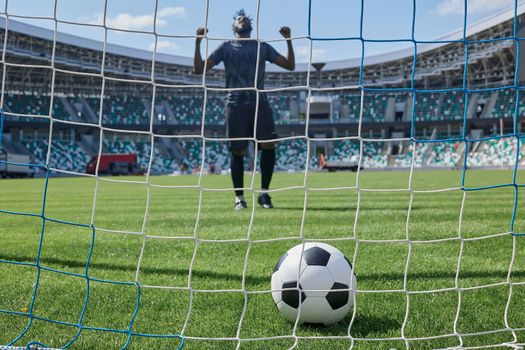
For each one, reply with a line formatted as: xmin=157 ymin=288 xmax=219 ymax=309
xmin=232 ymin=9 xmax=253 ymax=34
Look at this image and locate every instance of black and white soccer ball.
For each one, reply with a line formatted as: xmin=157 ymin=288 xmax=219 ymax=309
xmin=271 ymin=242 xmax=356 ymax=326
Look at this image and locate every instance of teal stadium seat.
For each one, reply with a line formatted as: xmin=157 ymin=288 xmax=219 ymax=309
xmin=467 ymin=138 xmax=518 ymax=167
xmin=21 ymin=139 xmax=90 ymax=172
xmin=393 ymin=143 xmax=428 ymax=167
xmin=414 ymin=93 xmax=441 ymax=121
xmin=428 ymin=142 xmax=462 ymax=167
xmin=7 ymin=94 xmax=50 ymax=116
xmin=441 ymin=91 xmax=465 ymax=120
xmin=491 ymin=90 xmax=525 ymax=119
xmin=275 ymin=139 xmax=308 ymax=171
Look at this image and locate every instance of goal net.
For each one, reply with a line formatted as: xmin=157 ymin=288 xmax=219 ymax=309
xmin=0 ymin=0 xmax=524 ymax=349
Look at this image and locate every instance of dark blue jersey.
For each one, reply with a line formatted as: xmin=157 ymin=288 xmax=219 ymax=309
xmin=209 ymin=40 xmax=280 ymax=105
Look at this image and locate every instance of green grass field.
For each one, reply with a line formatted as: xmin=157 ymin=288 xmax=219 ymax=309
xmin=1 ymin=169 xmax=525 ymax=349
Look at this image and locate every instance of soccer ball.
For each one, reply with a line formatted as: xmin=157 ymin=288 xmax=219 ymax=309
xmin=271 ymin=242 xmax=356 ymax=326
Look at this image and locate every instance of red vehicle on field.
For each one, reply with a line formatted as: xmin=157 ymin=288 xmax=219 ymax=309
xmin=85 ymin=153 xmax=144 ymax=175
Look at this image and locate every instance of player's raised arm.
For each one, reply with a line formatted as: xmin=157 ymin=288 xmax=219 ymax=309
xmin=194 ymin=27 xmax=215 ymax=74
xmin=274 ymin=26 xmax=295 ymax=71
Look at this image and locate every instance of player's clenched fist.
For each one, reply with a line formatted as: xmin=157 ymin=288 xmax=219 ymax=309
xmin=279 ymin=26 xmax=291 ymax=39
xmin=196 ymin=27 xmax=208 ymax=42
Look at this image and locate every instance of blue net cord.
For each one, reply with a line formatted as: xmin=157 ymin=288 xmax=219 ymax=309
xmin=0 ymin=36 xmax=185 ymax=350
xmin=7 ymin=168 xmax=50 ymax=347
xmin=510 ymin=0 xmax=522 ymax=237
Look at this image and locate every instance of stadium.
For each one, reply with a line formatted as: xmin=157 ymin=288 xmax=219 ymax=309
xmin=2 ymin=5 xmax=525 ymax=174
xmin=1 ymin=1 xmax=525 ymax=349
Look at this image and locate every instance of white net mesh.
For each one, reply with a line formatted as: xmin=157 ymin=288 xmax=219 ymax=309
xmin=0 ymin=0 xmax=524 ymax=349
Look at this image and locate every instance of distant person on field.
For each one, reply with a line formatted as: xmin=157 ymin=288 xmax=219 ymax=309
xmin=194 ymin=9 xmax=295 ymax=210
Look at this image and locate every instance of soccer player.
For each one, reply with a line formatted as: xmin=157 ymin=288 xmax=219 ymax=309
xmin=194 ymin=9 xmax=295 ymax=210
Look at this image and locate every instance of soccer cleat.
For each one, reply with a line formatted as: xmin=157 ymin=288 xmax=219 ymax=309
xmin=258 ymin=193 xmax=274 ymax=209
xmin=235 ymin=200 xmax=248 ymax=210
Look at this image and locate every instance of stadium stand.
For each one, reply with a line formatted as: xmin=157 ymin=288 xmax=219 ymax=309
xmin=138 ymin=93 xmax=227 ymax=126
xmin=4 ymin=84 xmax=523 ymax=174
xmin=330 ymin=139 xmax=360 ymax=162
xmin=325 ymin=141 xmax=389 ymax=168
xmin=0 ymin=7 xmax=523 ymax=175
xmin=205 ymin=96 xmax=226 ymax=125
xmin=427 ymin=142 xmax=462 ymax=167
xmin=84 ymin=96 xmax=105 ymax=122
xmin=467 ymin=138 xmax=517 ymax=167
xmin=392 ymin=143 xmax=428 ymax=167
xmin=179 ymin=139 xmax=203 ymax=171
xmin=275 ymin=139 xmax=308 ymax=171
xmin=103 ymin=95 xmax=150 ymax=126
xmin=163 ymin=95 xmax=203 ymax=125
xmin=268 ymin=94 xmax=293 ymax=125
xmin=23 ymin=133 xmax=521 ymax=175
xmin=344 ymin=93 xmax=389 ymax=122
xmin=21 ymin=139 xmax=46 ymax=165
xmin=361 ymin=142 xmax=387 ymax=168
xmin=5 ymin=93 xmax=49 ymax=116
xmin=4 ymin=87 xmax=522 ymax=127
xmin=144 ymin=141 xmax=178 ymax=174
xmin=343 ymin=94 xmax=361 ymax=120
xmin=204 ymin=141 xmax=230 ymax=172
xmin=441 ymin=91 xmax=465 ymax=120
xmin=22 ymin=139 xmax=90 ymax=172
xmin=414 ymin=93 xmax=441 ymax=121
xmin=491 ymin=89 xmax=525 ymax=119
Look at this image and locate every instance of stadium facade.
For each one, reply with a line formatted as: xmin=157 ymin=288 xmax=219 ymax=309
xmin=1 ymin=5 xmax=525 ymax=175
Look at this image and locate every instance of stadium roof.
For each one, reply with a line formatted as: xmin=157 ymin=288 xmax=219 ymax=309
xmin=320 ymin=3 xmax=525 ymax=72
xmin=1 ymin=3 xmax=524 ymax=73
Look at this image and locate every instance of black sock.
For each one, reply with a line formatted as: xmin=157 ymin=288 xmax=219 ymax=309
xmin=231 ymin=153 xmax=244 ymax=197
xmin=260 ymin=148 xmax=275 ymax=191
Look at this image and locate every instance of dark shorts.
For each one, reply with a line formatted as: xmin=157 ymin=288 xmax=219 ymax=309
xmin=225 ymin=100 xmax=278 ymax=151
